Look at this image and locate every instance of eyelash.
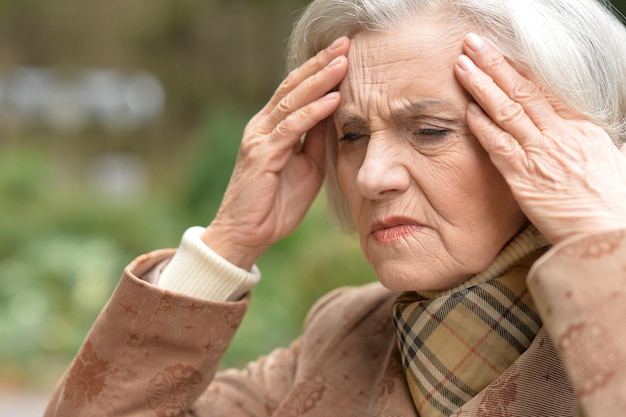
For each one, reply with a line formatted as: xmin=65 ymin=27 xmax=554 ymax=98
xmin=414 ymin=128 xmax=450 ymax=138
xmin=338 ymin=128 xmax=451 ymax=143
xmin=338 ymin=132 xmax=365 ymax=142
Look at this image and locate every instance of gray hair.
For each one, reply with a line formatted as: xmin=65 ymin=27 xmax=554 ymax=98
xmin=286 ymin=0 xmax=626 ymax=230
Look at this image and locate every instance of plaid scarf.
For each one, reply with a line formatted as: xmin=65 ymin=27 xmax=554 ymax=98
xmin=392 ymin=226 xmax=548 ymax=416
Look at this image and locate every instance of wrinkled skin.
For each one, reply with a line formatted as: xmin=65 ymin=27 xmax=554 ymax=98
xmin=334 ymin=19 xmax=526 ymax=291
xmin=201 ymin=18 xmax=626 ymax=292
xmin=202 ymin=38 xmax=350 ymax=271
xmin=455 ymin=34 xmax=626 ymax=246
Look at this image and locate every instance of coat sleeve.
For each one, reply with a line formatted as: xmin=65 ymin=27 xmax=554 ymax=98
xmin=528 ymin=229 xmax=626 ymax=416
xmin=44 ymin=249 xmax=253 ymax=417
xmin=189 ymin=282 xmax=398 ymax=417
xmin=188 ymin=341 xmax=302 ymax=417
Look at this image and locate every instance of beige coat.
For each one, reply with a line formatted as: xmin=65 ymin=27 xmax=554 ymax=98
xmin=44 ymin=230 xmax=626 ymax=416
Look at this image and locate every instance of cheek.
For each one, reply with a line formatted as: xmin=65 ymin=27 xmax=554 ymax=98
xmin=336 ymin=151 xmax=361 ymax=198
xmin=336 ymin=153 xmax=368 ymax=231
xmin=335 ymin=157 xmax=350 ymax=195
xmin=473 ymin=156 xmax=515 ymax=206
xmin=463 ymin=156 xmax=523 ymax=230
xmin=429 ymin=145 xmax=512 ymax=218
xmin=457 ymin=141 xmax=503 ymax=194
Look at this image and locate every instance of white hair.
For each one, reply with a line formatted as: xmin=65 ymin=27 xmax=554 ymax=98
xmin=286 ymin=0 xmax=626 ymax=230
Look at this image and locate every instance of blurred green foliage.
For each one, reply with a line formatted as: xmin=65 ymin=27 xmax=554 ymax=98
xmin=0 ymin=106 xmax=375 ymax=393
xmin=0 ymin=144 xmax=185 ymax=390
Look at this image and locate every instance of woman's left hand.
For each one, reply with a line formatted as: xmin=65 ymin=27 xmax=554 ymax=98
xmin=454 ymin=33 xmax=626 ymax=245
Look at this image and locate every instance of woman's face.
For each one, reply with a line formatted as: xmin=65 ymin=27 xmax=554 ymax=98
xmin=334 ymin=18 xmax=527 ymax=291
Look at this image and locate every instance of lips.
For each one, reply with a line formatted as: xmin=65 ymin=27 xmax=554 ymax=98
xmin=370 ymin=217 xmax=425 ymax=243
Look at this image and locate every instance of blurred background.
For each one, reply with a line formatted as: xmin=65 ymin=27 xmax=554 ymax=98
xmin=0 ymin=0 xmax=377 ymax=411
xmin=0 ymin=0 xmax=625 ymax=413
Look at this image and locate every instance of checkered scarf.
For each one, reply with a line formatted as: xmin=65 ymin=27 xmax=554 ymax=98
xmin=392 ymin=226 xmax=547 ymax=416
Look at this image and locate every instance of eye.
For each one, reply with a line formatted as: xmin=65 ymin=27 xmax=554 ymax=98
xmin=414 ymin=128 xmax=450 ymax=138
xmin=338 ymin=132 xmax=365 ymax=142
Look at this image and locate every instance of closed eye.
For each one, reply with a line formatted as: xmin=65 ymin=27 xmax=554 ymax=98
xmin=338 ymin=132 xmax=366 ymax=142
xmin=414 ymin=128 xmax=450 ymax=137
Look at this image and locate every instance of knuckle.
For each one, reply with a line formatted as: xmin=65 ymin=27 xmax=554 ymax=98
xmin=276 ymin=69 xmax=298 ymax=96
xmin=275 ymin=106 xmax=314 ymax=139
xmin=302 ymin=73 xmax=318 ymax=91
xmin=496 ymin=101 xmax=525 ymax=126
xmin=468 ymin=74 xmax=494 ymax=102
xmin=238 ymin=139 xmax=255 ymax=159
xmin=491 ymin=131 xmax=518 ymax=156
xmin=240 ymin=130 xmax=265 ymax=157
xmin=510 ymin=77 xmax=541 ymax=102
xmin=296 ymin=103 xmax=315 ymax=120
xmin=311 ymin=50 xmax=326 ymax=68
xmin=273 ymin=119 xmax=292 ymax=139
xmin=239 ymin=140 xmax=265 ymax=165
xmin=483 ymin=53 xmax=508 ymax=76
xmin=276 ymin=95 xmax=293 ymax=115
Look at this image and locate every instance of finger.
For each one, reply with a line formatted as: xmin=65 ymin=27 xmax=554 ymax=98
xmin=265 ymin=54 xmax=348 ymax=130
xmin=462 ymin=34 xmax=557 ymax=129
xmin=466 ymin=101 xmax=527 ymax=178
xmin=267 ymin=92 xmax=340 ymax=168
xmin=301 ymin=119 xmax=330 ymax=173
xmin=262 ymin=37 xmax=349 ymax=116
xmin=455 ymin=54 xmax=540 ymax=147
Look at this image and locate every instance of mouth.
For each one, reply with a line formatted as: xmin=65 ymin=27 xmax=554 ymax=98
xmin=370 ymin=217 xmax=425 ymax=243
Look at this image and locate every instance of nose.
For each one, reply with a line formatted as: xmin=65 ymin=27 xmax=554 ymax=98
xmin=356 ymin=137 xmax=410 ymax=200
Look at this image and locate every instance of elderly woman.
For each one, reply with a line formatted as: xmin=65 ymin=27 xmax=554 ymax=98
xmin=45 ymin=0 xmax=626 ymax=416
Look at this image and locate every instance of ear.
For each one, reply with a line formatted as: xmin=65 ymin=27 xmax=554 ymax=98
xmin=621 ymin=143 xmax=626 ymax=156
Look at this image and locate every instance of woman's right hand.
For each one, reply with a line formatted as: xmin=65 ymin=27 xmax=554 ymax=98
xmin=200 ymin=37 xmax=350 ymax=270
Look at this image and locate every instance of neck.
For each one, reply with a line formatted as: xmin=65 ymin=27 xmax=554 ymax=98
xmin=417 ymin=225 xmax=549 ymax=300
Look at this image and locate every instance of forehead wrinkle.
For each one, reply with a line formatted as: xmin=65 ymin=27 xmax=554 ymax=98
xmin=334 ymin=109 xmax=368 ymax=130
xmin=390 ymin=99 xmax=458 ymax=119
xmin=336 ymin=98 xmax=463 ymax=128
xmin=340 ymin=18 xmax=468 ymax=126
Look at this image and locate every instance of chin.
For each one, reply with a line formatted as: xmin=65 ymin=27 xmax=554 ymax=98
xmin=372 ymin=260 xmax=474 ymax=291
xmin=373 ymin=265 xmax=470 ymax=293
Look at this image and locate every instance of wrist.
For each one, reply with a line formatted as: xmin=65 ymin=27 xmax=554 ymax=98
xmin=200 ymin=224 xmax=268 ymax=271
xmin=159 ymin=227 xmax=261 ymax=301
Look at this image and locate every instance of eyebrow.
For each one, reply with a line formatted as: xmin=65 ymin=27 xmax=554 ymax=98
xmin=334 ymin=109 xmax=367 ymax=129
xmin=335 ymin=99 xmax=460 ymax=127
xmin=390 ymin=99 xmax=457 ymax=119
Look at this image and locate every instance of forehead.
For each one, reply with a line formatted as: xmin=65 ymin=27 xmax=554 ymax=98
xmin=350 ymin=18 xmax=462 ymax=68
xmin=339 ymin=17 xmax=467 ymax=118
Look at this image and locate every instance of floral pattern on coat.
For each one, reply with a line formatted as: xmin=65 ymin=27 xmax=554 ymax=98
xmin=63 ymin=341 xmax=114 ymax=407
xmin=476 ymin=371 xmax=519 ymax=417
xmin=147 ymin=364 xmax=203 ymax=417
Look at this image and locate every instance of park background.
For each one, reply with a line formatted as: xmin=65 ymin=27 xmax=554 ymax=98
xmin=0 ymin=0 xmax=625 ymax=407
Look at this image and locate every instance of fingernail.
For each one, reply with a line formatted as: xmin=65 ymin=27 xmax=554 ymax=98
xmin=465 ymin=33 xmax=485 ymax=52
xmin=328 ymin=37 xmax=345 ymax=51
xmin=456 ymin=55 xmax=476 ymax=72
xmin=467 ymin=102 xmax=482 ymax=115
xmin=323 ymin=91 xmax=340 ymax=101
xmin=328 ymin=56 xmax=344 ymax=68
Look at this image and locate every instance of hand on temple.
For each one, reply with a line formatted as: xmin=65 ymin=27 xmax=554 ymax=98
xmin=455 ymin=33 xmax=626 ymax=245
xmin=201 ymin=37 xmax=350 ymax=270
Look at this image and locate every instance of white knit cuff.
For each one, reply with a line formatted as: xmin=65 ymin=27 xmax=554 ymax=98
xmin=158 ymin=226 xmax=261 ymax=301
